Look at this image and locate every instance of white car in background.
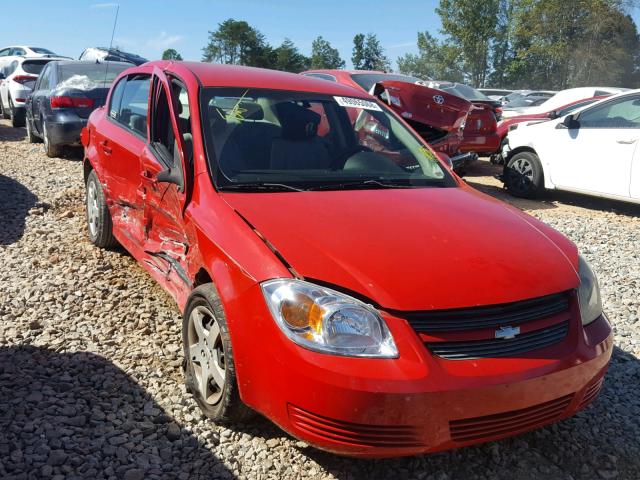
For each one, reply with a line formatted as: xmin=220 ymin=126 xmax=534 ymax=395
xmin=0 ymin=56 xmax=67 ymax=127
xmin=0 ymin=46 xmax=62 ymax=70
xmin=502 ymin=89 xmax=640 ymax=205
xmin=502 ymin=87 xmax=626 ymax=118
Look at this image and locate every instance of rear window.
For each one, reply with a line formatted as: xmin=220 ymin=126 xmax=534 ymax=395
xmin=438 ymin=84 xmax=490 ymax=101
xmin=57 ymin=63 xmax=129 ymax=88
xmin=22 ymin=60 xmax=51 ymax=75
xmin=350 ymin=73 xmax=422 ymax=92
xmin=30 ymin=47 xmax=55 ymax=55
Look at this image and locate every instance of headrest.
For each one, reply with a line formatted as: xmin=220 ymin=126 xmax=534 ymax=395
xmin=275 ymin=102 xmax=321 ymax=140
xmin=236 ymin=101 xmax=264 ymax=120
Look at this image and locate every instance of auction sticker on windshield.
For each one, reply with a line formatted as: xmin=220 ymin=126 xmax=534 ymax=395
xmin=334 ymin=96 xmax=382 ymax=111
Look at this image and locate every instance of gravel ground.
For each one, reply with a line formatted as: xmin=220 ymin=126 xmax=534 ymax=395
xmin=1 ymin=119 xmax=639 ymax=480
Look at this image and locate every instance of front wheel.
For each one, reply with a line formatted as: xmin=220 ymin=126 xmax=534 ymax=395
xmin=183 ymin=284 xmax=253 ymax=424
xmin=504 ymin=151 xmax=545 ymax=198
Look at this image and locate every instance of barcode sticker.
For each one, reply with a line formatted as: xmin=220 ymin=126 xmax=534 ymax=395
xmin=334 ymin=96 xmax=382 ymax=111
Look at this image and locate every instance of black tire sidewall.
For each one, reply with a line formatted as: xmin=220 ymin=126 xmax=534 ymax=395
xmin=182 ymin=284 xmax=251 ymax=424
xmin=505 ymin=151 xmax=544 ymax=198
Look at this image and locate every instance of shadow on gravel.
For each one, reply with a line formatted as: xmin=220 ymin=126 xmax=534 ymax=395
xmin=0 ymin=346 xmax=234 ymax=479
xmin=0 ymin=174 xmax=38 ymax=245
xmin=300 ymin=346 xmax=640 ymax=480
xmin=0 ymin=122 xmax=26 ymax=142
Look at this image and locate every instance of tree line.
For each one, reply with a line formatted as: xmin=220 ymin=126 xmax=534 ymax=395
xmin=162 ymin=0 xmax=640 ymax=89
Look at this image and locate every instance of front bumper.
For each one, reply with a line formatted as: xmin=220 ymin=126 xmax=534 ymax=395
xmin=232 ymin=286 xmax=614 ymax=458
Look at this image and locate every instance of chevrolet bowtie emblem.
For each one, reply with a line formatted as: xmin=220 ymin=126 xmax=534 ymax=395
xmin=495 ymin=325 xmax=520 ymax=339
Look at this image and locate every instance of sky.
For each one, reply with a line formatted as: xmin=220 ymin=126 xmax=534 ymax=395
xmin=3 ymin=0 xmax=640 ymax=70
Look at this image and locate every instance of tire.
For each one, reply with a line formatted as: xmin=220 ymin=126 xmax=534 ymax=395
xmin=25 ymin=116 xmax=40 ymax=143
xmin=85 ymin=169 xmax=118 ymax=248
xmin=0 ymin=97 xmax=8 ymax=119
xmin=43 ymin=121 xmax=63 ymax=157
xmin=9 ymin=98 xmax=25 ymax=128
xmin=504 ymin=151 xmax=545 ymax=198
xmin=183 ymin=284 xmax=254 ymax=424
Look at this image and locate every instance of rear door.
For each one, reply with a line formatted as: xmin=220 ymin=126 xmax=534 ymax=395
xmin=138 ymin=67 xmax=192 ymax=296
xmin=93 ymin=73 xmax=151 ymax=247
xmin=547 ymin=94 xmax=640 ymax=198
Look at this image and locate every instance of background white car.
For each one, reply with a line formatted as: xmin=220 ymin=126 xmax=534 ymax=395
xmin=0 ymin=46 xmax=61 ymax=70
xmin=0 ymin=56 xmax=67 ymax=127
xmin=502 ymin=89 xmax=640 ymax=205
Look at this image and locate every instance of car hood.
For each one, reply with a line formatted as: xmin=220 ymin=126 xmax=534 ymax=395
xmin=221 ymin=187 xmax=579 ymax=311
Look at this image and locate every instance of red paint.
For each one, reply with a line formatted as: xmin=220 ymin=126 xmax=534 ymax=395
xmin=459 ymin=101 xmax=501 ymax=154
xmin=302 ymin=69 xmax=472 ymax=156
xmin=83 ymin=61 xmax=613 ymax=458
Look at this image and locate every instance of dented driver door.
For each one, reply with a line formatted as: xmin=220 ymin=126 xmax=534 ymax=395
xmin=137 ymin=68 xmax=192 ymax=298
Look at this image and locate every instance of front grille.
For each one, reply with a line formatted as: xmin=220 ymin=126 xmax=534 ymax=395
xmin=578 ymin=377 xmax=604 ymax=410
xmin=288 ymin=404 xmax=424 ymax=448
xmin=401 ymin=292 xmax=570 ymax=333
xmin=449 ymin=394 xmax=574 ymax=442
xmin=427 ymin=321 xmax=569 ymax=360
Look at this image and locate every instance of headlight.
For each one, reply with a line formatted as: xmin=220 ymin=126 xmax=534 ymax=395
xmin=261 ymin=279 xmax=398 ymax=358
xmin=577 ymin=255 xmax=603 ymax=326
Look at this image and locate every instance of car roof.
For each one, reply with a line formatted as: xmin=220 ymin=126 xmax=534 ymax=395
xmin=174 ymin=62 xmax=370 ymax=96
xmin=52 ymin=60 xmax=132 ymax=68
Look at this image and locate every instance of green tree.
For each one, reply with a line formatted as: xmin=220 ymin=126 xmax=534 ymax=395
xmin=351 ymin=33 xmax=390 ymax=71
xmin=310 ymin=36 xmax=345 ymax=69
xmin=397 ymin=31 xmax=465 ymax=82
xmin=161 ymin=48 xmax=183 ymax=61
xmin=273 ymin=38 xmax=310 ymax=73
xmin=202 ymin=18 xmax=272 ymax=67
xmin=436 ymin=0 xmax=500 ymax=87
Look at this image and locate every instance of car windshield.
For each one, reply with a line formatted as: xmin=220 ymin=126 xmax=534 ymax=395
xmin=30 ymin=47 xmax=55 ymax=55
xmin=555 ymin=99 xmax=600 ymax=117
xmin=57 ymin=63 xmax=129 ymax=89
xmin=503 ymin=93 xmax=538 ymax=107
xmin=200 ymin=87 xmax=454 ymax=191
xmin=350 ymin=73 xmax=422 ymax=92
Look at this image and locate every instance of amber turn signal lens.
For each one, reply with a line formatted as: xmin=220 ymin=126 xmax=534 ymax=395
xmin=281 ymin=293 xmax=324 ymax=332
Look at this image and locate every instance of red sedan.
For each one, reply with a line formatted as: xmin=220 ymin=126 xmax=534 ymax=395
xmin=82 ymin=61 xmax=612 ymax=458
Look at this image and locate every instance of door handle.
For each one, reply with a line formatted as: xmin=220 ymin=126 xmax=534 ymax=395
xmin=616 ymin=139 xmax=637 ymax=144
xmin=99 ymin=140 xmax=112 ymax=154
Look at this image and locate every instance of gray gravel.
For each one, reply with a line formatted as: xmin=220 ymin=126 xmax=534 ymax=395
xmin=1 ymin=120 xmax=639 ymax=479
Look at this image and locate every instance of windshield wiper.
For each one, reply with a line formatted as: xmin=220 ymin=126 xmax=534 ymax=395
xmin=308 ymin=179 xmax=438 ymax=191
xmin=219 ymin=182 xmax=306 ymax=192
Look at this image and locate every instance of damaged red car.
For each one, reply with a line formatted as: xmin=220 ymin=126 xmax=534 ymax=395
xmin=82 ymin=61 xmax=613 ymax=458
xmin=302 ymin=69 xmax=477 ymax=172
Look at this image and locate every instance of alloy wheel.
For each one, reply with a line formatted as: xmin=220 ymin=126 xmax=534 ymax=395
xmin=86 ymin=179 xmax=99 ymax=237
xmin=511 ymin=157 xmax=534 ymax=191
xmin=187 ymin=305 xmax=226 ymax=405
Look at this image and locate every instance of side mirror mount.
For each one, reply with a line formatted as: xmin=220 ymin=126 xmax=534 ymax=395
xmin=156 ymin=165 xmax=184 ymax=191
xmin=557 ymin=114 xmax=579 ymax=130
xmin=547 ymin=110 xmax=558 ymax=120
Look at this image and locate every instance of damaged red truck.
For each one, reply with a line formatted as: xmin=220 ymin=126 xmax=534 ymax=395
xmin=82 ymin=61 xmax=612 ymax=458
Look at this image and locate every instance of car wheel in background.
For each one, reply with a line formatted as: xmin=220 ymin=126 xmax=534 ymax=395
xmin=26 ymin=117 xmax=40 ymax=143
xmin=9 ymin=98 xmax=25 ymax=128
xmin=183 ymin=284 xmax=254 ymax=425
xmin=0 ymin=97 xmax=8 ymax=119
xmin=504 ymin=151 xmax=545 ymax=198
xmin=85 ymin=169 xmax=118 ymax=248
xmin=43 ymin=121 xmax=62 ymax=157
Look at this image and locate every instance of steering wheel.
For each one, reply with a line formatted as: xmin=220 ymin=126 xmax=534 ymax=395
xmin=332 ymin=144 xmax=373 ymax=170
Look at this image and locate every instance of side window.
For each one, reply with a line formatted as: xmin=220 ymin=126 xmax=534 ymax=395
xmin=35 ymin=64 xmax=48 ymax=90
xmin=10 ymin=48 xmax=25 ymax=56
xmin=111 ymin=74 xmax=151 ymax=136
xmin=108 ymin=77 xmax=126 ymax=120
xmin=579 ymin=97 xmax=640 ymax=129
xmin=0 ymin=49 xmax=9 ymax=57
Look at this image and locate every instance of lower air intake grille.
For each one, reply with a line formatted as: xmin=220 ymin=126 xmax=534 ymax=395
xmin=449 ymin=394 xmax=574 ymax=442
xmin=288 ymin=404 xmax=424 ymax=448
xmin=427 ymin=321 xmax=569 ymax=360
xmin=579 ymin=378 xmax=604 ymax=410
